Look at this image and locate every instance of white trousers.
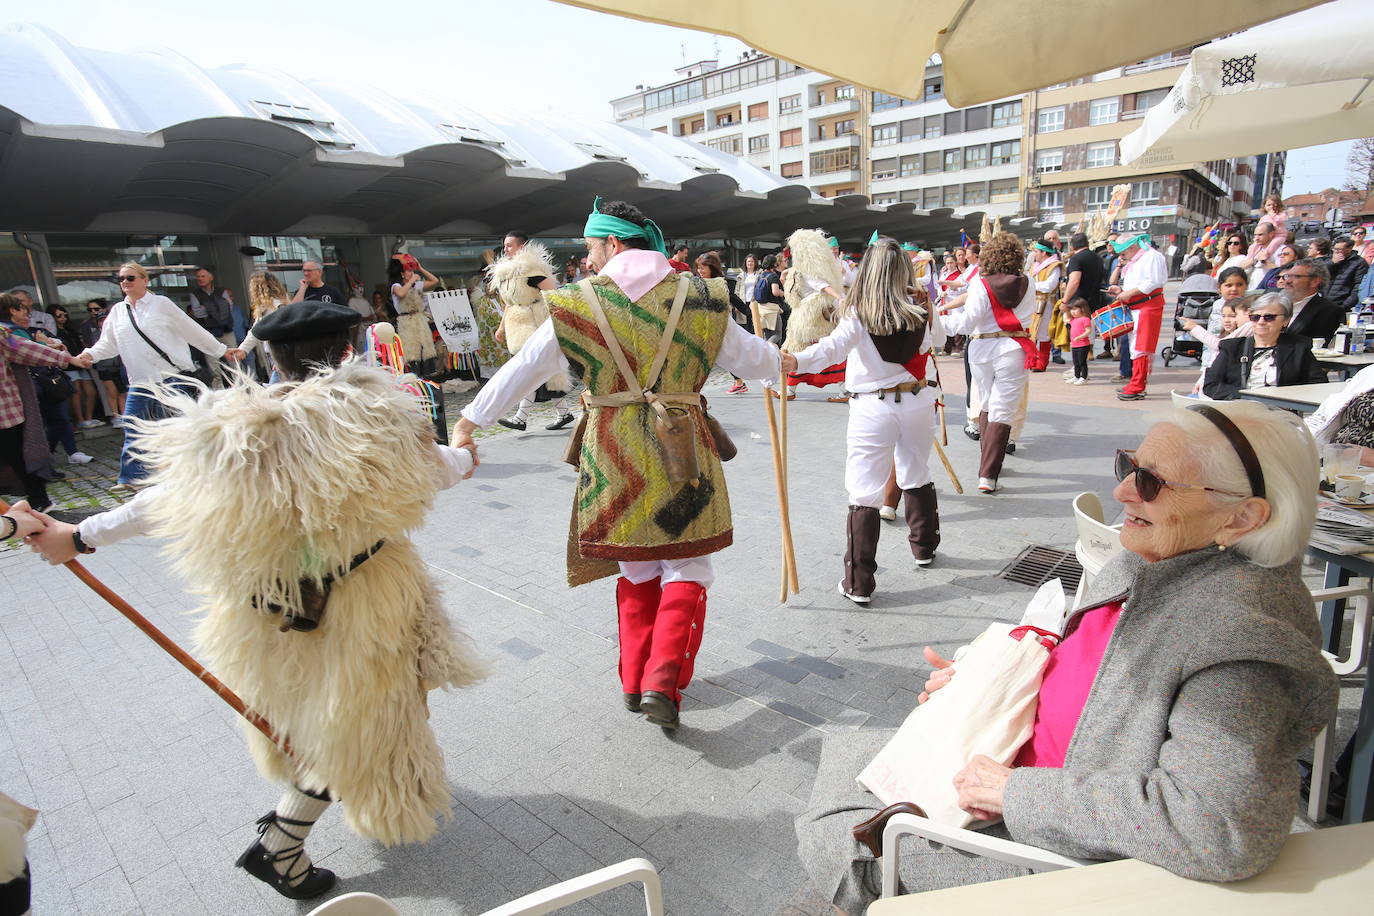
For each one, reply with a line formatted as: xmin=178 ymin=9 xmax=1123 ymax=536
xmin=970 ymin=349 xmax=1029 ymax=425
xmin=619 ymin=556 xmax=715 ymax=588
xmin=845 ymin=386 xmax=938 ymax=507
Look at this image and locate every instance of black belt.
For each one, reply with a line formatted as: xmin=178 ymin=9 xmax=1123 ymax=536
xmin=254 ymin=540 xmax=386 ymax=632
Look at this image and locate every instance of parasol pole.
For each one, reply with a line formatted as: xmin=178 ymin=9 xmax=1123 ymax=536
xmin=2 ymin=499 xmax=292 ymax=758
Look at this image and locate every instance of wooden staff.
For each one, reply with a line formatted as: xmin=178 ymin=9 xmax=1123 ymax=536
xmin=750 ymin=304 xmax=799 ymax=601
xmin=2 ymin=499 xmax=292 ymax=758
xmin=778 ymin=362 xmax=799 ymax=597
xmin=931 ymin=438 xmax=963 ymax=495
xmin=929 ymin=353 xmax=950 ymax=447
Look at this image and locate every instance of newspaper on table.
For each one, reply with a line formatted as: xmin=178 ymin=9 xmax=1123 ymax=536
xmin=425 ymin=287 xmax=480 ymax=353
xmin=1311 ymin=498 xmax=1374 ymax=555
xmin=857 ymin=580 xmax=1068 ymax=828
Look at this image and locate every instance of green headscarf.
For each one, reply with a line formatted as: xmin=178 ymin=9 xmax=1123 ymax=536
xmin=868 ymin=230 xmax=880 ymax=246
xmin=901 ymin=242 xmax=918 ymax=251
xmin=583 ymin=196 xmax=668 ymax=255
xmin=1111 ymin=232 xmax=1150 ymax=254
xmin=1033 ymin=241 xmax=1056 ymax=254
xmin=827 ymin=236 xmax=840 ymax=248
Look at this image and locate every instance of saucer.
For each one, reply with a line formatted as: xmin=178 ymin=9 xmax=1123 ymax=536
xmin=1328 ymin=492 xmax=1374 ymax=507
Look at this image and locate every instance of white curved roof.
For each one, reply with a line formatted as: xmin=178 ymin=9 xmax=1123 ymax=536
xmin=0 ymin=22 xmax=1058 ymax=241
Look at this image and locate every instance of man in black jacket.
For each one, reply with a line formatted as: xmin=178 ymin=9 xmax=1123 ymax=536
xmin=1284 ymin=259 xmax=1345 ymax=346
xmin=1327 ymin=237 xmax=1369 ymax=308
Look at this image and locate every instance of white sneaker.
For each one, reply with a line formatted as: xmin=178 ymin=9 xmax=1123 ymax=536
xmin=1063 ymin=376 xmax=1077 ymax=384
xmin=915 ymin=556 xmax=934 ymax=567
xmin=879 ymin=506 xmax=897 ymax=521
xmin=77 ymin=419 xmax=103 ymax=429
xmin=68 ymin=452 xmax=93 ymax=465
xmin=837 ymin=580 xmax=871 ymax=605
xmin=111 ymin=417 xmax=126 ymax=428
xmin=978 ymin=477 xmax=998 ymax=493
xmin=1062 ymin=369 xmax=1075 ymax=379
xmin=1072 ymin=378 xmax=1087 ymax=386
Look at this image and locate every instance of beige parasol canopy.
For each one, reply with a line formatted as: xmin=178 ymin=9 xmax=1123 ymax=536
xmin=554 ymin=0 xmax=1332 ymax=108
xmin=1120 ymin=0 xmax=1373 ymax=169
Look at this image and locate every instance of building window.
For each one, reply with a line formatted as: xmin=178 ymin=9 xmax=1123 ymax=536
xmin=872 ymin=158 xmax=898 ymax=181
xmin=835 ymin=85 xmax=855 ymax=100
xmin=780 ymin=94 xmax=801 ymax=113
xmin=748 ymin=135 xmax=769 ymax=154
xmin=1037 ymin=106 xmax=1065 ymax=133
xmin=703 ymin=59 xmax=778 ymax=97
xmin=923 ymin=150 xmax=942 ymax=174
xmin=990 ymin=140 xmax=1020 ymax=165
xmin=872 ymin=92 xmax=906 ymax=112
xmin=1086 ymin=142 xmax=1116 ymax=169
xmin=1039 ymin=189 xmax=1064 ymax=212
xmin=923 ymin=187 xmax=942 ymax=209
xmin=873 ymin=194 xmax=899 ymax=205
xmin=900 ymin=188 xmax=920 ymax=204
xmin=944 ymin=111 xmax=964 ymax=135
xmin=872 ymin=124 xmax=899 ymax=146
xmin=1035 ymin=148 xmax=1063 ymax=174
xmin=1123 ymin=89 xmax=1167 ymax=119
xmin=1089 ymin=97 xmax=1119 ymax=126
xmin=747 ymin=102 xmax=769 ymax=121
xmin=991 ymin=101 xmax=1022 ymax=127
xmin=643 ymin=79 xmax=705 ymax=113
xmin=835 ymin=119 xmax=856 ymax=136
xmin=964 ymin=145 xmax=988 ymax=170
xmin=943 ymin=149 xmax=962 ymax=171
xmin=923 ymin=77 xmax=943 ymax=101
xmin=781 ymin=160 xmax=803 ymax=179
xmin=900 ymin=119 xmax=921 ymax=142
xmin=715 ymin=113 xmax=736 ymax=128
xmin=924 ymin=116 xmax=943 ymax=139
xmin=809 ymin=148 xmax=855 ymax=174
xmin=816 ymin=124 xmax=827 ymax=140
xmin=964 ymin=183 xmax=988 ymax=205
xmin=780 ymin=128 xmax=802 ymax=148
xmin=1131 ymin=180 xmax=1162 ymax=206
xmin=943 ymin=184 xmax=962 ymax=207
xmin=900 ymin=155 xmax=920 ymax=177
xmin=1085 ymin=185 xmax=1113 ymax=210
xmin=689 ymin=118 xmax=705 ymax=134
xmin=964 ymin=106 xmax=989 ymax=131
xmin=990 ymin=178 xmax=1019 ymax=202
xmin=835 ymin=188 xmax=857 ymax=196
xmin=705 ymin=134 xmax=742 ymax=156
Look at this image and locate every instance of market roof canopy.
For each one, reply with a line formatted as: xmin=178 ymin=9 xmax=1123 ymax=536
xmin=1120 ymin=0 xmax=1373 ymax=169
xmin=0 ymin=22 xmax=1057 ymax=244
xmin=554 ymin=0 xmax=1331 ymax=107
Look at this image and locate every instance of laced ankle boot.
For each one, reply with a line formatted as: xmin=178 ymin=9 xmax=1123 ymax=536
xmin=236 ymin=786 xmax=336 ymax=900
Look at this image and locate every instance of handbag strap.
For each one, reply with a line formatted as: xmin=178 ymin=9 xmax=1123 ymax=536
xmin=578 ymin=275 xmax=692 ymax=419
xmin=124 ymin=301 xmax=190 ymax=373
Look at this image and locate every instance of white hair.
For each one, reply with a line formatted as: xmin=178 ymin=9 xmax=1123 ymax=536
xmin=1150 ymin=401 xmax=1317 ymax=567
xmin=1251 ymin=290 xmax=1292 ymax=319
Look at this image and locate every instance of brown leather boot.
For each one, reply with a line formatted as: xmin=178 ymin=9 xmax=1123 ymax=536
xmin=903 ymin=483 xmax=940 ymax=565
xmin=841 ymin=505 xmax=881 ymax=603
xmin=979 ymin=421 xmax=1012 ymax=487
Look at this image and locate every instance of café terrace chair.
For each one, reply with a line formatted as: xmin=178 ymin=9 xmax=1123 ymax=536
xmin=1306 ymin=582 xmax=1372 ymax=821
xmin=1071 ymin=492 xmax=1124 ymax=607
xmin=304 ymin=859 xmax=664 ymax=916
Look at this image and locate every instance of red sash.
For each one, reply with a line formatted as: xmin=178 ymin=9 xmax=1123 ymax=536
xmin=983 ymin=279 xmax=1037 ymax=362
xmin=904 ymin=351 xmax=929 ymax=381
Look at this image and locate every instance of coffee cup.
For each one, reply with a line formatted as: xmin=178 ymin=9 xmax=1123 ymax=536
xmin=1334 ymin=474 xmax=1365 ymax=501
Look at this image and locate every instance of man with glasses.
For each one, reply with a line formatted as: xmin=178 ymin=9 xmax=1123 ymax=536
xmin=290 ymin=260 xmax=346 ymax=305
xmin=1353 ymin=226 xmax=1373 ymax=265
xmin=1327 ymin=238 xmax=1369 ymax=309
xmin=1282 ymin=258 xmax=1343 ymax=345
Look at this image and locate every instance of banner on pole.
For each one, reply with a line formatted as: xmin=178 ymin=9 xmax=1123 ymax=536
xmin=426 ymin=288 xmax=480 ymax=353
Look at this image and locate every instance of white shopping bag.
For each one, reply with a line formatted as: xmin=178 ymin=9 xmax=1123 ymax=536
xmin=425 ymin=288 xmax=480 ymax=353
xmin=857 ymin=580 xmax=1067 ymax=827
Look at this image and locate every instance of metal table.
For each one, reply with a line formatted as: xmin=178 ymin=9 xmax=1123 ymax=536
xmin=1238 ymin=381 xmax=1347 ymax=413
xmin=1314 ymin=352 xmax=1374 ymax=379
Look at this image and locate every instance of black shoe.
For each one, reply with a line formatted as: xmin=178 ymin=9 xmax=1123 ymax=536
xmin=546 ymin=413 xmax=575 ymax=431
xmin=1117 ymin=391 xmax=1147 ymax=401
xmin=963 ymin=425 xmax=980 ymax=442
xmin=497 ymin=417 xmax=527 ymax=431
xmin=639 ymin=690 xmax=679 ymax=729
xmin=235 ymin=814 xmax=336 ymax=900
xmin=1005 ymin=441 xmax=1016 ymax=455
xmin=623 ymin=693 xmax=642 ymax=712
xmin=1051 ymin=355 xmax=1066 ymax=365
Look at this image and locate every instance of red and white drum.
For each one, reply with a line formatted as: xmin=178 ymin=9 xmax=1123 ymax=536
xmin=1091 ymin=304 xmax=1134 ymax=341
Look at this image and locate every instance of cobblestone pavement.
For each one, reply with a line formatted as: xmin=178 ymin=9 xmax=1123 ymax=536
xmin=0 ymin=329 xmax=1360 ymax=915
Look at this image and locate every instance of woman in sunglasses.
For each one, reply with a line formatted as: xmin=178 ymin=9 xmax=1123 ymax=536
xmin=1213 ymin=231 xmax=1249 ymax=275
xmin=1202 ymin=291 xmax=1324 ymax=400
xmin=797 ymin=401 xmax=1337 ymax=913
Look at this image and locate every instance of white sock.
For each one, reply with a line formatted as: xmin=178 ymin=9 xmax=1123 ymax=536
xmin=260 ymin=787 xmax=330 ymax=885
xmin=513 ymin=398 xmax=532 ymax=422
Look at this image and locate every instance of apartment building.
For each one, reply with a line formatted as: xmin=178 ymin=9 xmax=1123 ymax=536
xmin=1021 ymin=51 xmax=1259 ymax=246
xmin=610 ymin=53 xmax=868 ymax=199
xmin=866 ymin=62 xmax=1026 ymax=217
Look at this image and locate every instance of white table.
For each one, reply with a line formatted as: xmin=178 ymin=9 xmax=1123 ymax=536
xmin=868 ymin=822 xmax=1374 ymax=914
xmin=1314 ymin=351 xmax=1374 ymax=379
xmin=1238 ymin=381 xmax=1346 ymax=412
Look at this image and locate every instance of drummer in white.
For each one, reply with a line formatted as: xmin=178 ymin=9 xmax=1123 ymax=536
xmin=1109 ymin=233 xmax=1169 ymax=401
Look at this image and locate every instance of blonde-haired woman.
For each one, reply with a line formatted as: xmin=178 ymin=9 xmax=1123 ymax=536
xmin=240 ymin=271 xmax=291 ymax=382
xmin=938 ymin=232 xmax=1034 ymax=493
xmin=782 ymin=238 xmax=945 ymax=603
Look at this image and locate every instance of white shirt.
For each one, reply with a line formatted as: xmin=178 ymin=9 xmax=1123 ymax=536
xmin=28 ymin=310 xmax=57 ymax=334
xmin=941 ymin=277 xmax=1037 ymax=362
xmin=1121 ymin=248 xmax=1167 ymax=297
xmin=462 ymin=314 xmax=781 ymax=428
xmin=1032 ymin=258 xmax=1062 ymax=342
xmin=1291 ymin=293 xmax=1316 ymax=325
xmin=793 ymin=311 xmax=946 ymax=393
xmin=84 ymin=292 xmax=228 ymax=384
xmin=80 ymin=444 xmax=473 ymax=547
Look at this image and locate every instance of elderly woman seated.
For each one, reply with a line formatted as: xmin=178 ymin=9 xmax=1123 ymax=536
xmin=795 ymin=401 xmax=1337 ymax=914
xmin=1203 ymin=292 xmax=1325 ymax=400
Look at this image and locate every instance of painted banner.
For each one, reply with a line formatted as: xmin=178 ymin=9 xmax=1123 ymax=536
xmin=425 ymin=287 xmax=480 ymax=353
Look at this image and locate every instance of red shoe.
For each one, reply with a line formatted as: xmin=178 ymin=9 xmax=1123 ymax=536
xmin=727 ymin=380 xmax=748 ymax=394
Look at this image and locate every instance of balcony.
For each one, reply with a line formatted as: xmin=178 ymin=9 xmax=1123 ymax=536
xmin=806 ymin=168 xmax=863 ymax=186
xmin=808 ymin=97 xmax=859 ymax=118
xmin=807 ymin=133 xmax=862 ymax=152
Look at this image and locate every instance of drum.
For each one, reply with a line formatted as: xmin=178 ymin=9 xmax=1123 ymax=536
xmin=1091 ymin=304 xmax=1134 ymax=341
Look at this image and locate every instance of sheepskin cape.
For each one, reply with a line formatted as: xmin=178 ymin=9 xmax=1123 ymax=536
xmin=134 ymin=364 xmax=486 ymax=846
xmin=486 ymin=241 xmax=570 ymax=389
xmin=394 ymin=285 xmax=439 ymax=361
xmin=782 ymin=229 xmax=844 ymax=351
xmin=546 ymin=273 xmax=732 ymax=585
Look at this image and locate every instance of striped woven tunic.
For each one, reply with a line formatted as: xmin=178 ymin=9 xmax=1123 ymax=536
xmin=547 ymin=273 xmax=732 ymax=564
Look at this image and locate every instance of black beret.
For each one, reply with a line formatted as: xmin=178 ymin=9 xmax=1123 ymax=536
xmin=252 ymin=301 xmax=360 ymax=342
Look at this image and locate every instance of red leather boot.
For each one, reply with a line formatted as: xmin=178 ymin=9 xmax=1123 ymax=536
xmin=639 ymin=581 xmax=706 ymax=728
xmin=616 ymin=576 xmax=661 ymax=711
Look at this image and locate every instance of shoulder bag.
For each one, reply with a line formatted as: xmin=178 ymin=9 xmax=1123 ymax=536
xmin=124 ymin=302 xmax=215 ymax=387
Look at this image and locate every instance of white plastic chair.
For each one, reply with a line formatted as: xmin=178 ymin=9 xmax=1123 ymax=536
xmin=306 ymin=859 xmax=664 ymax=916
xmin=1071 ymin=492 xmax=1123 ymax=607
xmin=1170 ymin=389 xmax=1199 ymax=409
xmin=880 ymin=811 xmax=1094 ymax=898
xmin=1306 ymin=582 xmax=1373 ymax=820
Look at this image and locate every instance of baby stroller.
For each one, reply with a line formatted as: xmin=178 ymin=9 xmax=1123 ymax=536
xmin=1161 ymin=290 xmax=1217 ymax=366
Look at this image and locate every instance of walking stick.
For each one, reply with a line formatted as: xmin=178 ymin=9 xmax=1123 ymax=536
xmin=749 ymin=304 xmax=799 ymax=601
xmin=778 ymin=362 xmax=799 ymax=597
xmin=2 ymin=499 xmax=292 ymax=758
xmin=931 ymin=439 xmax=963 ymax=495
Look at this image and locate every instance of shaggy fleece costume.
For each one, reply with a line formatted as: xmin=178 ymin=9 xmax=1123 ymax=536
xmin=488 ymin=241 xmax=571 ymax=392
xmin=781 ymin=229 xmax=844 ymax=353
xmin=133 ymin=363 xmax=486 ymax=846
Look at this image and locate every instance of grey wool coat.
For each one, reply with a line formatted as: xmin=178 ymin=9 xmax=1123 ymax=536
xmin=796 ymin=545 xmax=1339 ymax=913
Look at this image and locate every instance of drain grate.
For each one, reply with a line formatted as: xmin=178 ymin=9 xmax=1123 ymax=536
xmin=999 ymin=545 xmax=1083 ymax=593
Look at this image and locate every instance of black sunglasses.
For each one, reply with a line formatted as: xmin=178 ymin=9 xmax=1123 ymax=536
xmin=1115 ymin=449 xmax=1249 ymax=502
xmin=116 ymin=275 xmax=140 ymax=282
xmin=1251 ymin=312 xmax=1285 ymax=322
